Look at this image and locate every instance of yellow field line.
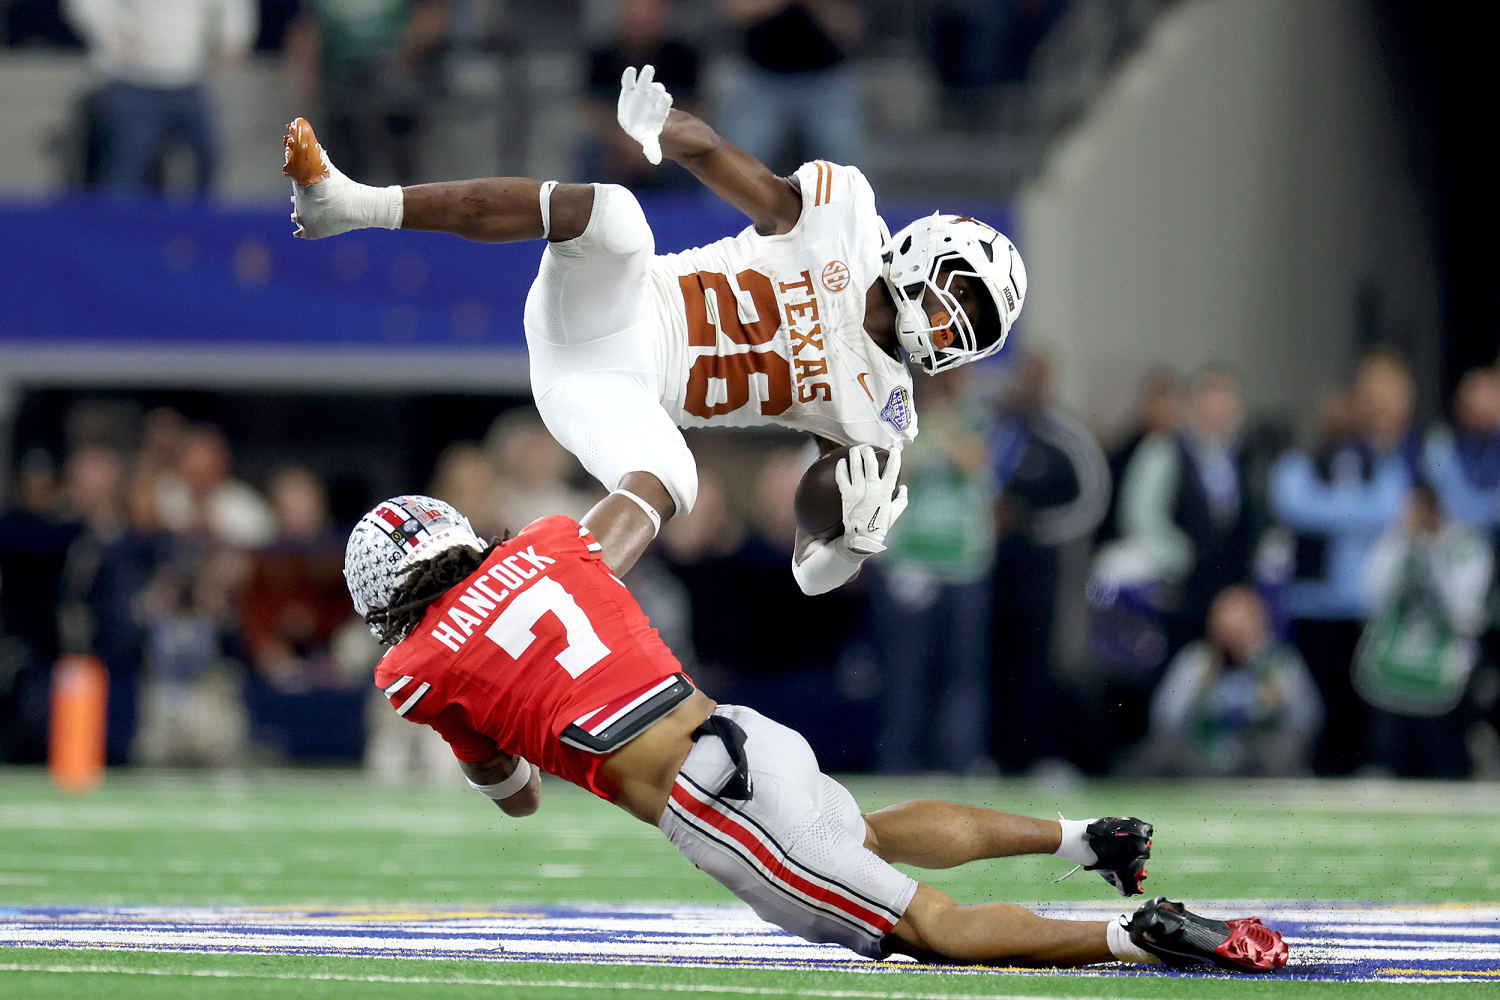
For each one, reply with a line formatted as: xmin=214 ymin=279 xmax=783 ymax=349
xmin=1377 ymin=967 xmax=1500 ymax=977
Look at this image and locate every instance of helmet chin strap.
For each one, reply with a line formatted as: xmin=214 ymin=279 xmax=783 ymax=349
xmin=892 ymin=299 xmax=931 ymax=361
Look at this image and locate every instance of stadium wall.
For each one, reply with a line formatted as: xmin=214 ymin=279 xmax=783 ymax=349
xmin=1019 ymin=0 xmax=1443 ymax=434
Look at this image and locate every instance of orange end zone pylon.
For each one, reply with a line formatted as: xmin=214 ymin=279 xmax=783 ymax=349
xmin=50 ymin=655 xmax=108 ymax=792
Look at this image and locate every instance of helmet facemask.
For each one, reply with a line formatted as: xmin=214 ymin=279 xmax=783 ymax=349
xmin=882 ymin=214 xmax=1025 ymax=375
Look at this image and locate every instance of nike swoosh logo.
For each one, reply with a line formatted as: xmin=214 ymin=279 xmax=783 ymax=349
xmin=856 ymin=372 xmax=874 ymax=400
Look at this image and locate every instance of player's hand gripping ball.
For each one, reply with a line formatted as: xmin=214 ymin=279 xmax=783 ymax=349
xmin=795 ymin=445 xmax=904 ymax=549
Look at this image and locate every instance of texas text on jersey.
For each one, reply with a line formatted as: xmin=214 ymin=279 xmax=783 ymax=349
xmin=373 ymin=515 xmax=693 ymax=801
xmin=651 ymin=160 xmax=917 ymax=451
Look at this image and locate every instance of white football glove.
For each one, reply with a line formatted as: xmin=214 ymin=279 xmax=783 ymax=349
xmin=835 ymin=445 xmax=909 ymax=556
xmin=617 ymin=64 xmax=673 ymax=165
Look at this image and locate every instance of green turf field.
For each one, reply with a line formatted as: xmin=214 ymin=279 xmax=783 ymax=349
xmin=2 ymin=767 xmax=1498 ymax=998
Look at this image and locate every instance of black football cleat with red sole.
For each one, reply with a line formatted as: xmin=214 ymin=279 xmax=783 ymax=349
xmin=1126 ymin=896 xmax=1289 ymax=972
xmin=1085 ymin=816 xmax=1153 ymax=896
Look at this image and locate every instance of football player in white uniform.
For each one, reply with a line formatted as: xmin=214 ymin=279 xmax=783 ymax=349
xmin=283 ymin=65 xmax=1026 ymax=594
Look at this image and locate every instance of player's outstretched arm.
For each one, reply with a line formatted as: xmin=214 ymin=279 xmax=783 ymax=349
xmin=617 ymin=65 xmax=802 ymax=236
xmin=579 ymin=472 xmax=677 ymax=578
xmin=460 ymin=752 xmax=542 ymax=817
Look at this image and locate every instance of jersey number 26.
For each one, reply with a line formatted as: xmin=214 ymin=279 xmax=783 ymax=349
xmin=680 ymin=269 xmax=793 ymax=419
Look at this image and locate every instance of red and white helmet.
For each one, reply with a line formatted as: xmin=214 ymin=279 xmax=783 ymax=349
xmin=343 ymin=495 xmax=484 ymax=626
xmin=882 ymin=214 xmax=1026 ymax=374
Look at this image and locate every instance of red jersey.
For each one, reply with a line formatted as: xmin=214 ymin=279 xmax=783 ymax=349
xmin=374 ymin=515 xmax=691 ymax=801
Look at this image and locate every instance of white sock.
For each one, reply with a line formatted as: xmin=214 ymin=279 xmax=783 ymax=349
xmin=1107 ymin=915 xmax=1161 ymax=964
xmin=1053 ymin=816 xmax=1098 ymax=867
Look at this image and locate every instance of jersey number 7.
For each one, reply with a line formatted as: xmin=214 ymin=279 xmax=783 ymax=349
xmin=484 ymin=577 xmax=611 ymax=679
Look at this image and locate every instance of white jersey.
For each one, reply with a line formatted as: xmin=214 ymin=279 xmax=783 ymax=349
xmin=648 ymin=161 xmax=917 ymax=451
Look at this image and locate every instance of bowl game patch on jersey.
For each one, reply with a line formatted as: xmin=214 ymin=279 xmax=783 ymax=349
xmin=881 ymin=386 xmax=912 ymax=431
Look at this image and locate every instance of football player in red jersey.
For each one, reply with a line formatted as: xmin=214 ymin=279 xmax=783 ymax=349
xmin=343 ymin=490 xmax=1289 ymax=972
xmin=287 ymin=65 xmax=1026 ymax=598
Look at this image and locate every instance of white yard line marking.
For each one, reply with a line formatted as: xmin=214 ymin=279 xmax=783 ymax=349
xmin=0 ymin=963 xmax=1126 ymax=999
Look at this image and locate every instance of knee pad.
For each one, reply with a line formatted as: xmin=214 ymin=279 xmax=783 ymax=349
xmin=589 ymin=183 xmax=654 ymax=257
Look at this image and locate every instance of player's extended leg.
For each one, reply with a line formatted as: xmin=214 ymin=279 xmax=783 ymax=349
xmin=888 ymin=884 xmax=1114 ymax=966
xmin=863 ymin=801 xmax=1060 ymax=867
xmin=887 ymin=885 xmax=1289 ymax=972
xmin=282 ymin=117 xmax=595 ymax=244
xmin=863 ymin=802 xmax=1152 ymax=896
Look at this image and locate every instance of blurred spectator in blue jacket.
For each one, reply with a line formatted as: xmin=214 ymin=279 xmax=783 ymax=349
xmin=1355 ymin=480 xmax=1492 ymax=777
xmin=1271 ymin=350 xmax=1416 ymax=773
xmin=1116 ymin=367 xmax=1258 ymax=655
xmin=581 ymin=0 xmax=701 ymax=190
xmin=1423 ymin=366 xmax=1500 ymax=536
xmin=716 ymin=0 xmax=865 ymax=172
xmin=1133 ymin=585 xmax=1323 ymax=777
xmin=869 ymin=367 xmax=996 ymax=775
xmin=286 ymin=0 xmax=450 ymax=185
xmin=63 ymin=0 xmax=256 ymax=193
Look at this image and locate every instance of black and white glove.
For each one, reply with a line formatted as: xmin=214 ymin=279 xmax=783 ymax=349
xmin=617 ymin=64 xmax=673 ymax=165
xmin=835 ymin=445 xmax=908 ymax=556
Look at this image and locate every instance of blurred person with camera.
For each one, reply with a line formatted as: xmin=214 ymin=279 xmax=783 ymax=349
xmin=1132 ymin=585 xmax=1322 ymax=778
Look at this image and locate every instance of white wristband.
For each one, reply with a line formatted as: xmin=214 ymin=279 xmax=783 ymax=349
xmin=790 ymin=535 xmax=868 ymax=596
xmin=612 ymin=488 xmax=662 ymax=538
xmin=466 ymin=757 xmax=533 ymax=800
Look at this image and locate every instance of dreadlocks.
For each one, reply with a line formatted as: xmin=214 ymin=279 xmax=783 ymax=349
xmin=365 ymin=536 xmax=508 ymax=645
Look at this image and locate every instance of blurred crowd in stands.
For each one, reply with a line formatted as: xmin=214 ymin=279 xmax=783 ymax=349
xmin=3 ymin=0 xmax=1093 ymax=194
xmin=5 ymin=346 xmax=1500 ymax=782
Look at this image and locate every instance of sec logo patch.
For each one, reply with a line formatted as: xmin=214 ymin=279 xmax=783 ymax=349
xmin=821 ymin=260 xmax=849 ymax=293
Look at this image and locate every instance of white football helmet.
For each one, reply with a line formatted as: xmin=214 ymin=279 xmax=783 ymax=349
xmin=344 ymin=495 xmax=485 ymax=627
xmin=882 ymin=213 xmax=1027 ymax=374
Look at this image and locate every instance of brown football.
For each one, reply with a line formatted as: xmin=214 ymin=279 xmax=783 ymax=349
xmin=794 ymin=445 xmax=890 ymax=539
